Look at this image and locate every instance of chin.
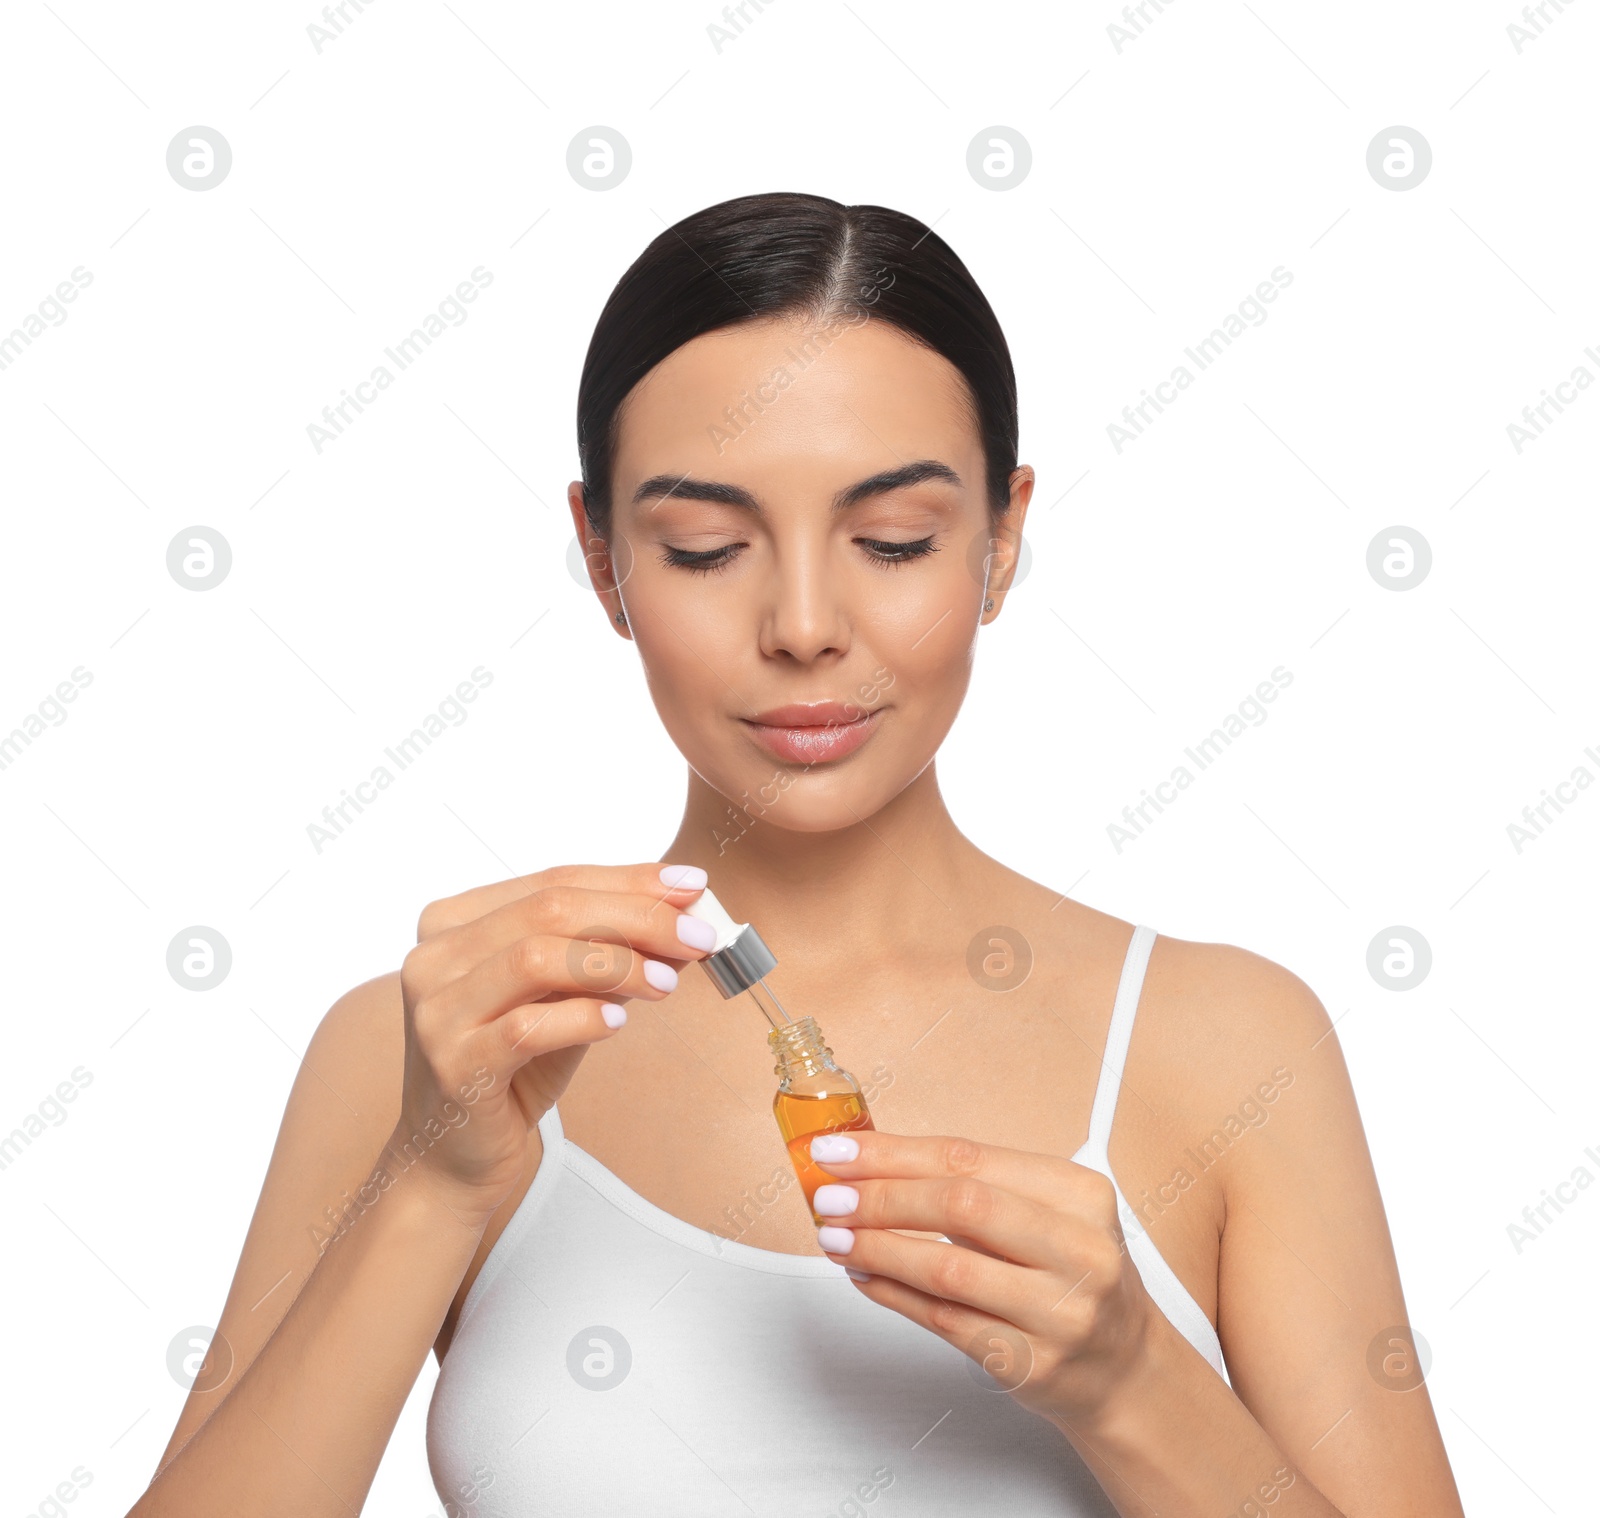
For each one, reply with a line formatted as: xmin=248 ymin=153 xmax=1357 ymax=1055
xmin=700 ymin=758 xmax=903 ymax=840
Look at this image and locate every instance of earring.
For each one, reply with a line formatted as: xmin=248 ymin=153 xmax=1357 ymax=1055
xmin=984 ymin=597 xmax=994 ymax=610
xmin=614 ymin=611 xmax=627 ymax=624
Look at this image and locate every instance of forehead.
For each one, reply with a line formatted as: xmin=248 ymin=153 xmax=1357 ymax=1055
xmin=612 ymin=315 xmax=982 ymax=494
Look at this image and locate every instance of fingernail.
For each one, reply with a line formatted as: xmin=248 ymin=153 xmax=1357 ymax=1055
xmin=845 ymin=1268 xmax=871 ymax=1282
xmin=813 ymin=1184 xmax=858 ymax=1217
xmin=643 ymin=959 xmax=678 ymax=993
xmin=810 ymin=1133 xmax=859 ymax=1163
xmin=601 ymin=1003 xmax=627 ymax=1029
xmin=818 ymin=1225 xmax=855 ymax=1254
xmin=660 ymin=864 xmax=708 ymax=890
xmin=675 ymin=913 xmax=718 ymax=952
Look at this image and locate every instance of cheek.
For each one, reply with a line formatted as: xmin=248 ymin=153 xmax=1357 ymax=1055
xmin=635 ymin=626 xmax=725 ymax=714
xmin=869 ymin=575 xmax=982 ymax=700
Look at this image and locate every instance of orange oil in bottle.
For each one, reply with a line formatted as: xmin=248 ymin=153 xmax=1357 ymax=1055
xmin=774 ymin=1089 xmax=876 ymax=1218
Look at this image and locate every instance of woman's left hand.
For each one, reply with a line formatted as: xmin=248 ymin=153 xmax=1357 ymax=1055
xmin=808 ymin=1126 xmax=1159 ymax=1429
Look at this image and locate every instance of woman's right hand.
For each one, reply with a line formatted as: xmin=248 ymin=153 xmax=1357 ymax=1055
xmin=389 ymin=862 xmax=717 ymax=1220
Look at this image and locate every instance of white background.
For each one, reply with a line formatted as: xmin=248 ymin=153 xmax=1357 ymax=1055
xmin=1 ymin=1 xmax=1594 ymax=1512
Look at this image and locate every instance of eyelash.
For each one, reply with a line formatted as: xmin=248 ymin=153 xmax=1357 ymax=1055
xmin=659 ymin=537 xmax=940 ymax=576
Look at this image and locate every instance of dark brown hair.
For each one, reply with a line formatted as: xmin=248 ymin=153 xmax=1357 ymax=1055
xmin=575 ymin=191 xmax=1018 ymax=535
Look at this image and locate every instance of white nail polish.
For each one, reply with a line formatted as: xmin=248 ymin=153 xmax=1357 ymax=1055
xmin=817 ymin=1225 xmax=854 ymax=1254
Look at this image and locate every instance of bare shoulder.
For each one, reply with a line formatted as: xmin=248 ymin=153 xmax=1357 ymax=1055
xmin=996 ymin=866 xmax=1332 ymax=1059
xmin=1132 ymin=932 xmax=1344 ymax=1183
xmin=153 ymin=970 xmax=407 ymax=1474
xmin=260 ymin=969 xmax=409 ymax=1205
xmin=301 ymin=969 xmax=407 ymax=1120
xmin=236 ymin=966 xmax=408 ymax=1267
xmin=991 ymin=861 xmax=1334 ymax=1099
xmin=1140 ymin=931 xmax=1333 ymax=1081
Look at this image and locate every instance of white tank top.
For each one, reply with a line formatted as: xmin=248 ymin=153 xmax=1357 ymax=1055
xmin=428 ymin=924 xmax=1228 ymax=1514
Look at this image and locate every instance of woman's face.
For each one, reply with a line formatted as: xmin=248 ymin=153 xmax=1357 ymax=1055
xmin=568 ymin=313 xmax=1032 ymax=834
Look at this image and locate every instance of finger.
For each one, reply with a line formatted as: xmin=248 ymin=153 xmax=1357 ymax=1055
xmin=417 ymin=862 xmax=708 ymax=939
xmin=837 ymin=1269 xmax=1037 ymax=1392
xmin=807 ymin=1128 xmax=1116 ymax=1222
xmin=416 ymin=882 xmax=720 ymax=1000
xmin=428 ymin=929 xmax=680 ymax=1031
xmin=813 ymin=1175 xmax=1065 ymax=1271
xmin=816 ymin=1223 xmax=1041 ymax=1331
xmin=470 ymin=995 xmax=627 ymax=1077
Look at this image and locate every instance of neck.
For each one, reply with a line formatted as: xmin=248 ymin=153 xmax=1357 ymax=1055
xmin=660 ymin=762 xmax=985 ymax=972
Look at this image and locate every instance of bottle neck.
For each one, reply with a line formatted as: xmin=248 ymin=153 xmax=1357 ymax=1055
xmin=769 ymin=1016 xmax=836 ymax=1083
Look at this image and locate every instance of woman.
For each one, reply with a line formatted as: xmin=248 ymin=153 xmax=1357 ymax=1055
xmin=133 ymin=193 xmax=1463 ymax=1516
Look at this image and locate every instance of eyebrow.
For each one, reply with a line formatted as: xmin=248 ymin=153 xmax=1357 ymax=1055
xmin=631 ymin=458 xmax=963 ymax=515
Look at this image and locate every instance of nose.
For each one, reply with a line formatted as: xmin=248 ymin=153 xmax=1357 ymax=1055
xmin=758 ymin=532 xmax=850 ymax=665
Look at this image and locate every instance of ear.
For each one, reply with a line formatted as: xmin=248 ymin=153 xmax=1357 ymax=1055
xmin=980 ymin=466 xmax=1035 ymax=622
xmin=567 ymin=481 xmax=633 ymax=638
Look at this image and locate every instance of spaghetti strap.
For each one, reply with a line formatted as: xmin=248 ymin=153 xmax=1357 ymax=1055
xmin=1079 ymin=924 xmax=1157 ymax=1168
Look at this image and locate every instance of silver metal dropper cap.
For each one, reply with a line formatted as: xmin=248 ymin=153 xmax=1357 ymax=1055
xmin=681 ymin=885 xmax=777 ymax=998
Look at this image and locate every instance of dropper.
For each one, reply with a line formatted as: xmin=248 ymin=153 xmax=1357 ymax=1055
xmin=681 ymin=886 xmax=793 ymax=1029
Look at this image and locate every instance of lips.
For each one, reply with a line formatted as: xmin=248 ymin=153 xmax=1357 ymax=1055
xmin=740 ymin=702 xmax=884 ymax=765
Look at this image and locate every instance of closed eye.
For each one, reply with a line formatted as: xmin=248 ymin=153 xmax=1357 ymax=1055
xmin=658 ymin=544 xmax=741 ymax=575
xmin=860 ymin=535 xmax=939 ymax=566
xmin=658 ymin=537 xmax=940 ymax=576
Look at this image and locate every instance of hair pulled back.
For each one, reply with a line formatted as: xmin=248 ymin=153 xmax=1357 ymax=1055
xmin=575 ymin=191 xmax=1018 ymax=535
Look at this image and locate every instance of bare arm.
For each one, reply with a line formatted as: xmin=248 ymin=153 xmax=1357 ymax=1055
xmin=1069 ymin=948 xmax=1464 ymax=1515
xmin=128 ymin=863 xmax=713 ymax=1515
xmin=136 ymin=1118 xmax=500 ymax=1513
xmin=804 ymin=942 xmax=1463 ymax=1516
xmin=147 ymin=974 xmax=410 ymax=1481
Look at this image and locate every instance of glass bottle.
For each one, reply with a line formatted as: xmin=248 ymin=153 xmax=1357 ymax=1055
xmin=768 ymin=1014 xmax=875 ymax=1219
xmin=684 ymin=886 xmax=876 ymax=1221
